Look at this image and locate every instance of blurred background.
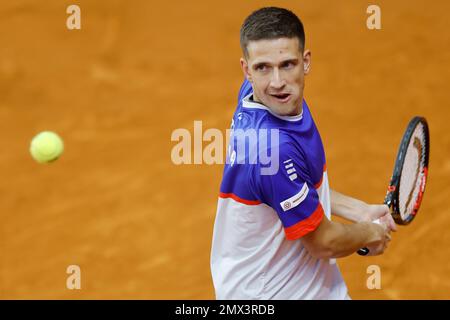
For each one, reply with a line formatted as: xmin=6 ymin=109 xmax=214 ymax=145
xmin=1 ymin=0 xmax=449 ymax=299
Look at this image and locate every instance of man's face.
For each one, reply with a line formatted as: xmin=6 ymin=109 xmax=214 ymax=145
xmin=241 ymin=37 xmax=311 ymax=116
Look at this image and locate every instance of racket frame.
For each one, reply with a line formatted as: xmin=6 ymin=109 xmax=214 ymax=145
xmin=385 ymin=116 xmax=430 ymax=225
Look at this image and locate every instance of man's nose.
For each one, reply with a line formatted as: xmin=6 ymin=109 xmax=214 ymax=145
xmin=270 ymin=68 xmax=285 ymax=89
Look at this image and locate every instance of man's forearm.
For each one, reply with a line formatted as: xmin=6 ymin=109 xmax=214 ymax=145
xmin=303 ymin=214 xmax=384 ymax=259
xmin=323 ymin=221 xmax=377 ymax=258
xmin=330 ymin=189 xmax=368 ymax=222
xmin=303 ymin=190 xmax=392 ymax=259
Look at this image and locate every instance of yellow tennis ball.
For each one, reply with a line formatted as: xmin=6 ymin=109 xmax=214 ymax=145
xmin=30 ymin=131 xmax=64 ymax=163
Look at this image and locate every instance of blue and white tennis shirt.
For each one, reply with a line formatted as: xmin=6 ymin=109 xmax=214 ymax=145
xmin=210 ymin=79 xmax=349 ymax=299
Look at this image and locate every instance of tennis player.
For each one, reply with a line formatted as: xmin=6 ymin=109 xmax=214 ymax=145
xmin=210 ymin=7 xmax=397 ymax=300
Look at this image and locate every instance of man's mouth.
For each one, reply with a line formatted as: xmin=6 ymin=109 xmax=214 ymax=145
xmin=270 ymin=93 xmax=291 ymax=103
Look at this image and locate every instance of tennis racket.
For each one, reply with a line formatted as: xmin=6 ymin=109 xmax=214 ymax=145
xmin=358 ymin=116 xmax=430 ymax=256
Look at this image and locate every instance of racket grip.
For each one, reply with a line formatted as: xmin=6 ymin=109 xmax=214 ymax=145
xmin=357 ymin=248 xmax=369 ymax=255
xmin=357 ymin=219 xmax=381 ymax=256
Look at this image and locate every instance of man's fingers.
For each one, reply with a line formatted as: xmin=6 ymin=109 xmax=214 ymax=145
xmin=391 ymin=219 xmax=398 ymax=232
xmin=390 ymin=221 xmax=398 ymax=232
xmin=370 ymin=204 xmax=391 ymax=220
xmin=378 ymin=211 xmax=398 ymax=232
xmin=387 ymin=215 xmax=398 ymax=232
xmin=384 ymin=206 xmax=398 ymax=232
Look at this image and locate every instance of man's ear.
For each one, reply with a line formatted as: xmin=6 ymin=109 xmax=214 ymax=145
xmin=303 ymin=49 xmax=311 ymax=75
xmin=240 ymin=57 xmax=252 ymax=83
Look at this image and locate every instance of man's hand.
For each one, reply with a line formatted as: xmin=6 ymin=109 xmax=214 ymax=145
xmin=364 ymin=223 xmax=392 ymax=256
xmin=331 ymin=190 xmax=397 ymax=232
xmin=364 ymin=204 xmax=398 ymax=233
xmin=329 ymin=190 xmax=397 ymax=256
xmin=361 ymin=204 xmax=397 ymax=256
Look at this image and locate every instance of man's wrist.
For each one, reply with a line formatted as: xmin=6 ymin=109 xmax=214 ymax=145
xmin=354 ymin=202 xmax=371 ymax=223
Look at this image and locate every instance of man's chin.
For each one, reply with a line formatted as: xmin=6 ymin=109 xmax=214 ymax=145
xmin=271 ymin=102 xmax=300 ymax=117
xmin=257 ymin=97 xmax=301 ymax=117
xmin=269 ymin=106 xmax=298 ymax=117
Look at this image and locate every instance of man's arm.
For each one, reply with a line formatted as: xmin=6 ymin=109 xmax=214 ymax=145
xmin=301 ymin=211 xmax=390 ymax=259
xmin=299 ymin=189 xmax=398 ymax=259
xmin=330 ymin=189 xmax=397 ymax=231
xmin=330 ymin=189 xmax=371 ymax=222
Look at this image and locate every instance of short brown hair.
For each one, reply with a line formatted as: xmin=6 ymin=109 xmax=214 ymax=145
xmin=240 ymin=7 xmax=306 ymax=58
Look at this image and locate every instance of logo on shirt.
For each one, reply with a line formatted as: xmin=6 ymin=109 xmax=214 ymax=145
xmin=284 ymin=159 xmax=298 ymax=181
xmin=279 ymin=183 xmax=309 ymax=212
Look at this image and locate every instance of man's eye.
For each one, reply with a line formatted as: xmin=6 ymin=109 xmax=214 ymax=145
xmin=256 ymin=65 xmax=267 ymax=71
xmin=282 ymin=62 xmax=294 ymax=69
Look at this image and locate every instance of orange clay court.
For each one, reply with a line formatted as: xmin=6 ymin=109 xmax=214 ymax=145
xmin=1 ymin=0 xmax=449 ymax=299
